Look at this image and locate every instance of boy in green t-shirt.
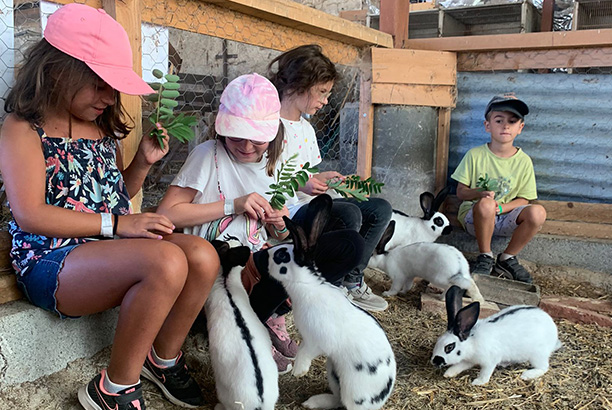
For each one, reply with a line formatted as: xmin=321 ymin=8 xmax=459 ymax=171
xmin=451 ymin=93 xmax=547 ymax=283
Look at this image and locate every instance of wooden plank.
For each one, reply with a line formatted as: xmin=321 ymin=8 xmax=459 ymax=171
xmin=405 ymin=28 xmax=612 ymax=52
xmin=410 ymin=2 xmax=437 ymax=12
xmin=457 ymin=47 xmax=612 ymax=71
xmin=371 ymin=48 xmax=456 ymax=86
xmin=0 ymin=273 xmax=23 ymax=304
xmin=541 ymin=0 xmax=554 ymax=32
xmin=379 ymin=0 xmax=410 ymax=49
xmin=0 ymin=230 xmax=12 ymax=274
xmin=371 ymin=83 xmax=456 ymax=107
xmin=200 ymin=0 xmax=393 ymax=48
xmin=533 ymin=200 xmax=612 ymax=225
xmin=541 ymin=220 xmax=612 ymax=240
xmin=103 ymin=0 xmax=144 ymax=211
xmin=357 ymin=48 xmax=373 ymax=179
xmin=435 ymin=107 xmax=451 ymax=194
xmin=339 ymin=9 xmax=368 ymax=24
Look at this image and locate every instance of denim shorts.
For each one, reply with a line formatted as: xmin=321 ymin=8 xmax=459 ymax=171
xmin=464 ymin=205 xmax=529 ymax=237
xmin=15 ymin=245 xmax=80 ymax=319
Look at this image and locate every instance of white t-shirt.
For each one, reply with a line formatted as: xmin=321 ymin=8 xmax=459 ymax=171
xmin=279 ymin=117 xmax=341 ymax=216
xmin=172 ymin=140 xmax=274 ymax=251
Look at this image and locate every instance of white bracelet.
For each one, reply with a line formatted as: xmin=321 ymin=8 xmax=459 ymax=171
xmin=224 ymin=198 xmax=235 ymax=216
xmin=100 ymin=213 xmax=113 ymax=238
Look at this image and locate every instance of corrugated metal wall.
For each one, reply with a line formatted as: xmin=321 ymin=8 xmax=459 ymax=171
xmin=448 ymin=72 xmax=612 ymax=204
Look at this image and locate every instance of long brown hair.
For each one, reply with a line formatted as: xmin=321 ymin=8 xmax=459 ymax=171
xmin=4 ymin=39 xmax=132 ymax=139
xmin=267 ymin=44 xmax=338 ymax=100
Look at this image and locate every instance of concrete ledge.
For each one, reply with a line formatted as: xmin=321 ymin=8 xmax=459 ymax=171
xmin=0 ymin=300 xmax=117 ymax=389
xmin=439 ymin=230 xmax=612 ymax=275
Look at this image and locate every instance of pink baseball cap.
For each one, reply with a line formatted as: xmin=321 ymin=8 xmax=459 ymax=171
xmin=44 ymin=3 xmax=154 ymax=96
xmin=215 ymin=73 xmax=281 ymax=143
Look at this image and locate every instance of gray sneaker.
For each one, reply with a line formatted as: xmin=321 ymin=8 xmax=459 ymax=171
xmin=348 ymin=281 xmax=388 ymax=312
xmin=471 ymin=254 xmax=495 ymax=276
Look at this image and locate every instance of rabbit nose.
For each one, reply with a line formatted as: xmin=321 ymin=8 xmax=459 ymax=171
xmin=432 ymin=356 xmax=445 ymax=367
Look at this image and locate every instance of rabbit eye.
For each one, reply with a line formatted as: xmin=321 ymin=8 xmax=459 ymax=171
xmin=273 ymin=248 xmax=291 ymax=265
xmin=444 ymin=343 xmax=455 ymax=354
xmin=433 ymin=216 xmax=444 ymax=227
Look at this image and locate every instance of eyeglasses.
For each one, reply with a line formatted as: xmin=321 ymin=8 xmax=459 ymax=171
xmin=226 ymin=137 xmax=268 ymax=146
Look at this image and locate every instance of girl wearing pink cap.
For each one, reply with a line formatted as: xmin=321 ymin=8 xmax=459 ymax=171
xmin=0 ymin=4 xmax=218 ymax=409
xmin=157 ymin=73 xmax=296 ymax=372
xmin=267 ymin=44 xmax=393 ymax=313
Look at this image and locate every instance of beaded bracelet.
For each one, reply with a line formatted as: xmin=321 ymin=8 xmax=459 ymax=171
xmin=272 ymin=225 xmax=288 ymax=235
xmin=497 ymin=204 xmax=503 ymax=215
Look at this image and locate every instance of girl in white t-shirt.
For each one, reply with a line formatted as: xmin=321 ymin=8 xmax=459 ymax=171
xmin=157 ymin=73 xmax=297 ymax=372
xmin=267 ymin=44 xmax=393 ymax=313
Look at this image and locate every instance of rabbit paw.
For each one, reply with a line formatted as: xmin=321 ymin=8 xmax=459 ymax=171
xmin=382 ymin=290 xmax=397 ymax=297
xmin=472 ymin=377 xmax=490 ymax=386
xmin=292 ymin=360 xmax=311 ymax=378
xmin=443 ymin=368 xmax=461 ymax=378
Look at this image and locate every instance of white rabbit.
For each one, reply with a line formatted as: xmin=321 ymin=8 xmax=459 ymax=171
xmin=368 ymin=187 xmax=452 ymax=264
xmin=205 ymin=241 xmax=279 ymax=410
xmin=431 ymin=286 xmax=561 ymax=386
xmin=261 ymin=194 xmax=396 ymax=410
xmin=368 ymin=222 xmax=484 ymax=303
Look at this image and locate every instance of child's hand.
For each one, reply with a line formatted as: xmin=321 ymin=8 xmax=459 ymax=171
xmin=302 ymin=171 xmax=342 ymax=195
xmin=263 ymin=206 xmax=289 ymax=229
xmin=479 ymin=190 xmax=495 ymax=200
xmin=115 ymin=213 xmax=175 ymax=239
xmin=235 ymin=192 xmax=275 ymax=221
xmin=139 ymin=123 xmax=170 ymax=165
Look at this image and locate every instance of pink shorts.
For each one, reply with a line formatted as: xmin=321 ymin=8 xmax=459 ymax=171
xmin=464 ymin=205 xmax=529 ymax=237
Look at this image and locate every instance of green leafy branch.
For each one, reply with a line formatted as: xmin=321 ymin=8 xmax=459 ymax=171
xmin=266 ymin=153 xmax=319 ymax=210
xmin=476 ymin=173 xmax=498 ymax=193
xmin=327 ymin=175 xmax=384 ymax=202
xmin=146 ymin=69 xmax=197 ymax=149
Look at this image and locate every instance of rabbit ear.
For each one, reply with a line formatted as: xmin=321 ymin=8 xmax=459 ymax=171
xmin=284 ymin=215 xmax=309 ymax=265
xmin=453 ymin=302 xmax=480 ymax=341
xmin=211 ymin=240 xmax=230 ymax=259
xmin=420 ymin=192 xmax=435 ymax=219
xmin=375 ymin=220 xmax=396 ymax=254
xmin=224 ymin=246 xmax=251 ymax=269
xmin=445 ymin=285 xmax=466 ymax=330
xmin=304 ymin=194 xmax=332 ymax=247
xmin=431 ymin=185 xmax=451 ymax=214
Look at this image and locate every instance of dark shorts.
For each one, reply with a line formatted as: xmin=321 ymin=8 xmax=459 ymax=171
xmin=15 ymin=245 xmax=80 ymax=319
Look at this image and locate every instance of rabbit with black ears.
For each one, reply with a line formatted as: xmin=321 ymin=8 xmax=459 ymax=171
xmin=259 ymin=194 xmax=396 ymax=410
xmin=369 ymin=222 xmax=484 ymax=303
xmin=205 ymin=241 xmax=279 ymax=410
xmin=431 ymin=286 xmax=561 ymax=385
xmin=368 ymin=186 xmax=452 ymax=263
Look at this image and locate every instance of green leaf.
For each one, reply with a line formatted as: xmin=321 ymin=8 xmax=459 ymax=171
xmin=164 ymin=74 xmax=180 ymax=82
xmin=161 ymin=90 xmax=180 ymax=98
xmin=162 ymin=82 xmax=181 ymax=90
xmin=160 ymin=98 xmax=179 ymax=108
xmin=159 ymin=106 xmax=174 ymax=116
xmin=145 ymin=94 xmax=160 ymax=102
xmin=152 ymin=69 xmax=164 ymax=79
xmin=149 ymin=82 xmax=162 ymax=90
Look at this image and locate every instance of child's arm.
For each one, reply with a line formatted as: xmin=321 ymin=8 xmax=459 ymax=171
xmin=262 ymin=205 xmax=290 ymax=241
xmin=119 ymin=127 xmax=170 ymax=198
xmin=0 ymin=116 xmax=173 ymax=239
xmin=496 ymin=197 xmax=529 ymax=214
xmin=300 ymin=170 xmax=344 ymax=196
xmin=157 ymin=185 xmax=276 ymax=228
xmin=456 ymin=182 xmax=495 ymax=201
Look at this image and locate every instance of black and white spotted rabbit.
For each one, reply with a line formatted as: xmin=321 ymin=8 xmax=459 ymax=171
xmin=431 ymin=286 xmax=561 ymax=385
xmin=205 ymin=241 xmax=278 ymax=410
xmin=259 ymin=194 xmax=396 ymax=410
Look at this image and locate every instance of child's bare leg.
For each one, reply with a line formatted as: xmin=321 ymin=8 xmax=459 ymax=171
xmin=472 ymin=198 xmax=496 ymax=253
xmin=55 ymin=239 xmax=196 ymax=385
xmin=504 ymin=205 xmax=546 ymax=255
xmin=153 ymin=233 xmax=219 ymax=357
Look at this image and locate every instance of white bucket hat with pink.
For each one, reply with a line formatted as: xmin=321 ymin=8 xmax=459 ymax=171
xmin=215 ymin=73 xmax=281 ymax=143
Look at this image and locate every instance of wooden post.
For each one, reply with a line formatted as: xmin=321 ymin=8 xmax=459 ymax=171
xmin=102 ymin=0 xmax=144 ymax=211
xmin=357 ymin=48 xmax=373 ymax=179
xmin=379 ymin=0 xmax=410 ymax=48
xmin=435 ymin=107 xmax=451 ymax=195
xmin=541 ymin=0 xmax=554 ymax=32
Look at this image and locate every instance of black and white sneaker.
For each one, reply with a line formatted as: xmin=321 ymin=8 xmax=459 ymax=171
xmin=471 ymin=254 xmax=495 ymax=276
xmin=141 ymin=351 xmax=204 ymax=408
xmin=493 ymin=255 xmax=533 ymax=283
xmin=78 ymin=370 xmax=146 ymax=410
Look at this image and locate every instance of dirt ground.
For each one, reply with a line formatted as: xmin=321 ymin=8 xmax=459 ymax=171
xmin=0 ymin=260 xmax=610 ymax=410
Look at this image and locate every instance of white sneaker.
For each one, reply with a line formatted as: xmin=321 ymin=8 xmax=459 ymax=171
xmin=347 ymin=281 xmax=388 ymax=312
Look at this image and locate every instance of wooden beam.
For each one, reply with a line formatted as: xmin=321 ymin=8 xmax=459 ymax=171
xmin=200 ymin=0 xmax=393 ymax=48
xmin=103 ymin=0 xmax=144 ymax=211
xmin=533 ymin=200 xmax=612 ymax=225
xmin=406 ymin=28 xmax=612 ymax=52
xmin=372 ymin=48 xmax=456 ymax=85
xmin=541 ymin=220 xmax=612 ymax=240
xmin=541 ymin=0 xmax=554 ymax=32
xmin=339 ymin=9 xmax=368 ymax=25
xmin=371 ymin=83 xmax=456 ymax=107
xmin=457 ymin=47 xmax=612 ymax=71
xmin=379 ymin=0 xmax=410 ymax=49
xmin=435 ymin=107 xmax=451 ymax=193
xmin=410 ymin=2 xmax=436 ymax=12
xmin=0 ymin=273 xmax=23 ymax=304
xmin=357 ymin=48 xmax=373 ymax=179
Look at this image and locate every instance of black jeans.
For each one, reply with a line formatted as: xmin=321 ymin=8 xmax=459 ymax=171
xmin=249 ymin=228 xmax=364 ymax=322
xmin=291 ymin=197 xmax=392 ymax=283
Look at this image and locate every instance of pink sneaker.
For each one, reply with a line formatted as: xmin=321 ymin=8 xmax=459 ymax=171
xmin=272 ymin=346 xmax=293 ymax=375
xmin=265 ymin=315 xmax=298 ymax=359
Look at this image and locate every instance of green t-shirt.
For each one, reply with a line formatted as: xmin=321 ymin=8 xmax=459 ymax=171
xmin=451 ymin=144 xmax=538 ymax=227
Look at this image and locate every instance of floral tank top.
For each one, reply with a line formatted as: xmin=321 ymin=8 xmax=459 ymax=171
xmin=9 ymin=128 xmax=133 ymax=276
